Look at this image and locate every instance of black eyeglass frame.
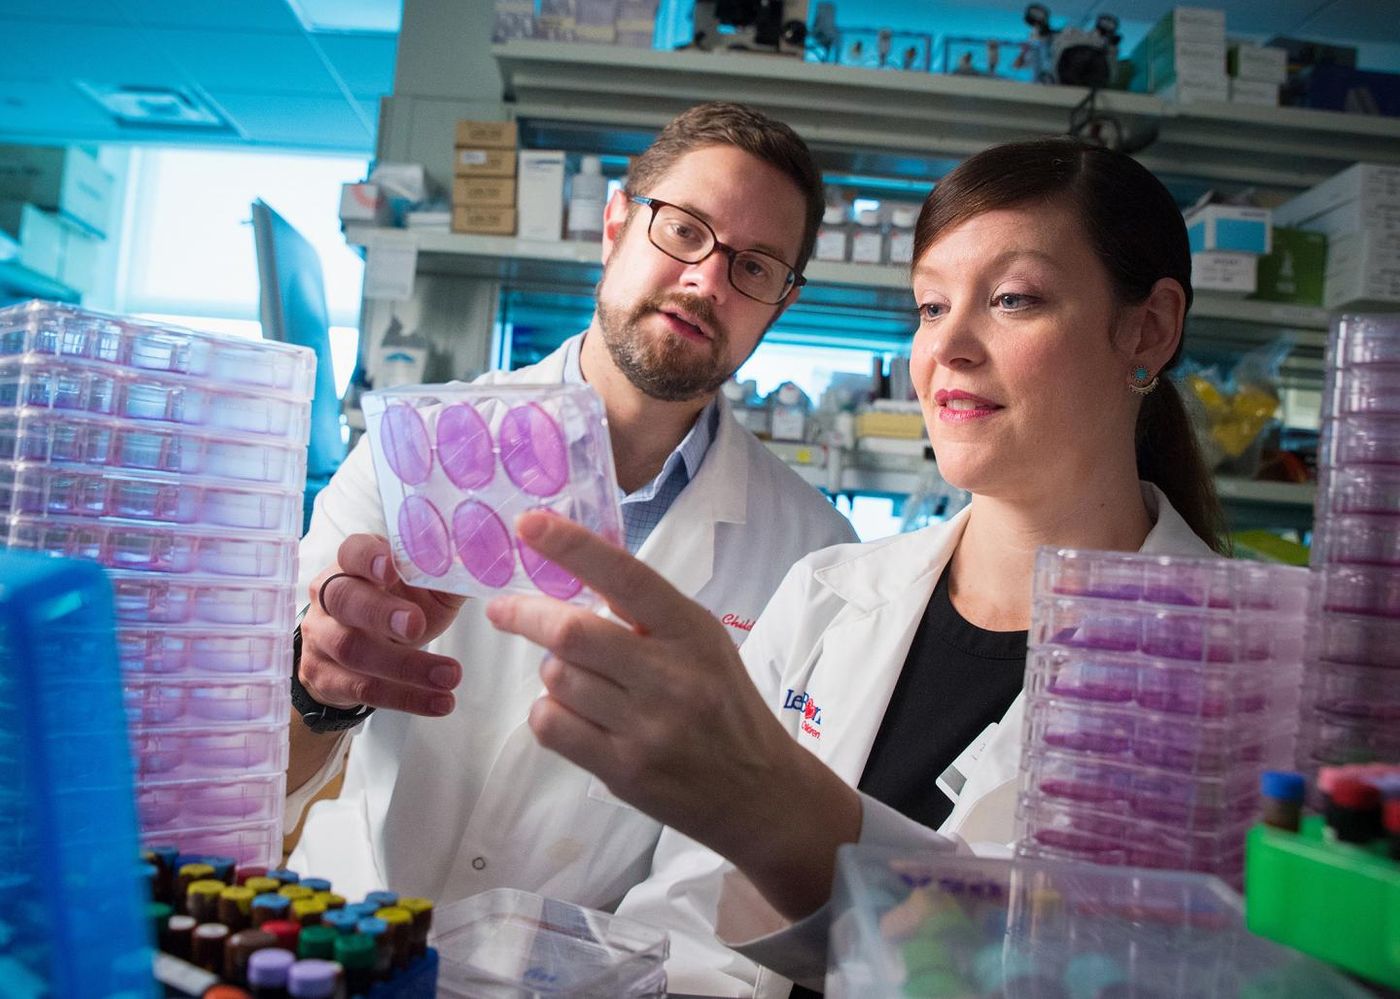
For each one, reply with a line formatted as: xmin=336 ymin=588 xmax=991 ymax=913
xmin=628 ymin=195 xmax=807 ymax=305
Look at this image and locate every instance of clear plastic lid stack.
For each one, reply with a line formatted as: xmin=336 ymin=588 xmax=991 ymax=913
xmin=0 ymin=301 xmax=314 ymax=866
xmin=1305 ymin=313 xmax=1400 ymax=779
xmin=826 ymin=848 xmax=1371 ymax=999
xmin=1016 ymin=548 xmax=1310 ymax=887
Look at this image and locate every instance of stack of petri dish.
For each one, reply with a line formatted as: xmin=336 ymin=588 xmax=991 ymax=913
xmin=1015 ymin=548 xmax=1310 ymax=887
xmin=0 ymin=301 xmax=314 ymax=865
xmin=1303 ymin=312 xmax=1400 ymax=777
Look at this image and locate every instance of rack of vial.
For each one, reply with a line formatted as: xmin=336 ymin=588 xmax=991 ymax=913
xmin=0 ymin=301 xmax=315 ymax=864
xmin=363 ymin=383 xmax=623 ymax=604
xmin=1015 ymin=547 xmax=1310 ymax=886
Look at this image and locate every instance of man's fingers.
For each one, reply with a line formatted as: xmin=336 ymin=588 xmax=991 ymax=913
xmin=514 ymin=510 xmax=692 ymax=636
xmin=487 ymin=594 xmax=644 ymax=686
xmin=335 ymin=533 xmax=396 ymax=584
xmin=299 ymin=636 xmax=460 ymax=715
xmin=312 ymin=567 xmax=424 ymax=644
xmin=539 ymin=655 xmax=630 ymax=729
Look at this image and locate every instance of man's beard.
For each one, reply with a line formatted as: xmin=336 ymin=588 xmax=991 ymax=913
xmin=595 ymin=288 xmax=735 ymax=402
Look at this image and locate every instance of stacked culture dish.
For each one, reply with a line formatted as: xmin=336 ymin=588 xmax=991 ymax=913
xmin=0 ymin=301 xmax=314 ymax=865
xmin=1303 ymin=312 xmax=1400 ymax=775
xmin=1015 ymin=547 xmax=1310 ymax=887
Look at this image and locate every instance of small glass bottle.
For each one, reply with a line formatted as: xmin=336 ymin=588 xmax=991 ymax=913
xmin=850 ymin=207 xmax=883 ymax=265
xmin=814 ymin=201 xmax=850 ymax=262
xmin=566 ymin=154 xmax=607 ymax=242
xmin=887 ymin=203 xmax=919 ymax=265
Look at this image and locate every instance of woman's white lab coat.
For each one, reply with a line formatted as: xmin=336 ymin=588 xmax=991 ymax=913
xmin=286 ymin=337 xmax=857 ymax=908
xmin=614 ymin=483 xmax=1216 ymax=998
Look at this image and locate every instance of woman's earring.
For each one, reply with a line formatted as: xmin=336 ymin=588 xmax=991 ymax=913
xmin=1128 ymin=366 xmax=1159 ymax=396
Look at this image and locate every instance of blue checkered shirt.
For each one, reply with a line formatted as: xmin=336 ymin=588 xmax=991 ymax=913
xmin=562 ymin=335 xmax=719 ymax=554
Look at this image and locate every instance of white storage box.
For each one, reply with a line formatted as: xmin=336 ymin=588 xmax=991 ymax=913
xmin=1186 ymin=204 xmax=1272 ymax=255
xmin=1193 ymin=250 xmax=1258 ymax=293
xmin=1274 ymin=164 xmax=1400 ymax=229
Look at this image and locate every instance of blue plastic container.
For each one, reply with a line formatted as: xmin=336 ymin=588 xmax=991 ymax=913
xmin=0 ymin=550 xmax=154 ymax=997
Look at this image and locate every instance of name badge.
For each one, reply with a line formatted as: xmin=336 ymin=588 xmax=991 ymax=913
xmin=937 ymin=722 xmax=997 ymax=804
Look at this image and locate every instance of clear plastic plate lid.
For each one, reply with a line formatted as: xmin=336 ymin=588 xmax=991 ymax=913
xmin=363 ymin=383 xmax=624 ymax=605
xmin=431 ymin=888 xmax=667 ymax=998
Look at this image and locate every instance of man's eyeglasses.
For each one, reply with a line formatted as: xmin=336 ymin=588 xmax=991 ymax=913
xmin=629 ymin=196 xmax=805 ymax=305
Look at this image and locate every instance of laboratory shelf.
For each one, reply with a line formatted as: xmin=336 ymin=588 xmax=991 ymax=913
xmin=493 ymin=40 xmax=1400 ymax=190
xmin=344 ymin=226 xmax=1336 ymax=332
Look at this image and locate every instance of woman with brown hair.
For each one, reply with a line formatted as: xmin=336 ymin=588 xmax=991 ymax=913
xmin=487 ymin=137 xmax=1227 ymax=996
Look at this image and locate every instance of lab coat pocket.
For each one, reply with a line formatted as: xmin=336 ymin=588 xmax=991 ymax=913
xmin=586 ymin=774 xmax=639 ymax=810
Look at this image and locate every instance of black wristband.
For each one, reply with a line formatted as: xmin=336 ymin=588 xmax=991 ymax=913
xmin=291 ymin=621 xmax=376 ymax=733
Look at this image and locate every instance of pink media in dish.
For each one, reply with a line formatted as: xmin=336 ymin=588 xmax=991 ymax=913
xmin=380 ymin=403 xmax=433 ymax=485
xmin=498 ymin=402 xmax=569 ymax=497
xmin=452 ymin=500 xmax=515 ymax=588
xmin=398 ymin=494 xmax=452 ymax=577
xmin=437 ymin=403 xmax=495 ymax=490
xmin=518 ymin=509 xmax=583 ymax=600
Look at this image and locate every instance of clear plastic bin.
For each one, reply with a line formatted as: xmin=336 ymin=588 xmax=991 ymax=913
xmin=0 ymin=300 xmax=315 ymax=396
xmin=0 ymin=357 xmax=312 ymax=440
xmin=1313 ymin=510 xmax=1400 ymax=566
xmin=1316 ymin=563 xmax=1400 ymax=617
xmin=1015 ymin=794 xmax=1255 ymax=877
xmin=115 ymin=627 xmax=290 ymax=677
xmin=1310 ymin=609 xmax=1400 ymax=668
xmin=363 ymin=384 xmax=624 ymax=604
xmin=1332 ymin=312 xmax=1400 ymax=368
xmin=1024 ymin=648 xmax=1302 ymax=718
xmin=5 ymin=515 xmax=299 ymax=580
xmin=0 ymin=461 xmax=302 ymax=532
xmin=137 ymin=772 xmax=286 ymax=834
xmin=1024 ymin=695 xmax=1298 ymax=773
xmin=1019 ymin=749 xmax=1262 ymax=825
xmin=431 ymin=887 xmax=668 ymax=998
xmin=1320 ymin=412 xmax=1400 ymax=467
xmin=1035 ymin=547 xmax=1309 ymax=612
xmin=140 ymin=817 xmax=283 ymax=868
xmin=1 ymin=409 xmax=309 ymax=488
xmin=107 ymin=575 xmax=296 ymax=628
xmin=130 ymin=723 xmax=288 ymax=781
xmin=1315 ymin=464 xmax=1400 ymax=516
xmin=123 ymin=676 xmax=290 ymax=728
xmin=1298 ymin=705 xmax=1400 ymax=764
xmin=1306 ymin=660 xmax=1400 ymax=721
xmin=825 ymin=849 xmax=1368 ymax=999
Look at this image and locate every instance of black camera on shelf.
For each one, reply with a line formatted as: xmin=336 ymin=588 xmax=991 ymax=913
xmin=692 ymin=0 xmax=808 ymax=54
xmin=1025 ymin=3 xmax=1121 ymax=89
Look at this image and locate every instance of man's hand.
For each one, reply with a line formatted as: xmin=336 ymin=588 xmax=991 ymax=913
xmin=300 ymin=534 xmax=467 ymax=716
xmin=486 ymin=511 xmax=862 ymax=919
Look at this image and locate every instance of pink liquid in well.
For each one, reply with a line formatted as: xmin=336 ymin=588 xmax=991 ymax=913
xmin=452 ymin=499 xmax=514 ymax=588
xmin=398 ymin=494 xmax=452 ymax=577
xmin=518 ymin=537 xmax=583 ymax=600
xmin=437 ymin=403 xmax=495 ymax=490
xmin=380 ymin=403 xmax=433 ymax=485
xmin=499 ymin=403 xmax=569 ymax=497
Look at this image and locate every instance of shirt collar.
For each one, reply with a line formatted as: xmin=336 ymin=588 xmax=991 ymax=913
xmin=568 ymin=332 xmax=719 ymax=497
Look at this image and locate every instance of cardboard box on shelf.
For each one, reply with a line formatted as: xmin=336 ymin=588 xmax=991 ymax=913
xmin=1274 ymin=163 xmax=1400 ymax=229
xmin=453 ymin=177 xmax=516 ymax=207
xmin=454 ymin=147 xmax=517 ymax=178
xmin=1192 ymin=250 xmax=1258 ymax=293
xmin=1186 ymin=204 xmax=1273 ymax=255
xmin=1158 ymin=77 xmax=1229 ymax=103
xmin=1284 ymin=199 xmax=1400 ymax=239
xmin=0 ymin=201 xmax=67 ymax=282
xmin=1229 ymin=43 xmax=1287 ymax=83
xmin=1252 ymin=228 xmax=1327 ymax=306
xmin=454 ymin=120 xmax=518 ymax=148
xmin=575 ymin=0 xmax=617 ymax=43
xmin=1324 ymin=263 xmax=1400 ymax=309
xmin=1128 ymin=7 xmax=1226 ymax=93
xmin=1328 ymin=230 xmax=1400 ymax=276
xmin=517 ymin=150 xmax=566 ymax=242
xmin=60 ymin=229 xmax=101 ymax=295
xmin=1229 ymin=79 xmax=1280 ymax=105
xmin=451 ymin=205 xmax=516 ymax=236
xmin=537 ymin=0 xmax=577 ymax=41
xmin=0 ymin=144 xmax=114 ymax=237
